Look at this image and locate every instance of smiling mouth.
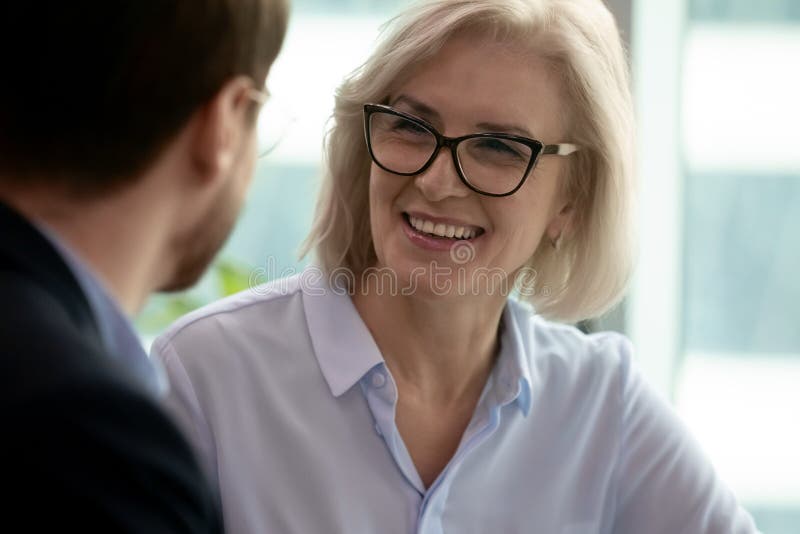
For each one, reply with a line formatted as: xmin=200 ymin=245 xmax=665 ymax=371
xmin=403 ymin=213 xmax=485 ymax=240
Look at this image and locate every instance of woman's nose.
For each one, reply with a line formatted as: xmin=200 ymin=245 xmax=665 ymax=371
xmin=413 ymin=146 xmax=471 ymax=201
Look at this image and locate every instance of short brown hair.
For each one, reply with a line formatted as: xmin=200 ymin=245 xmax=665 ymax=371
xmin=0 ymin=0 xmax=289 ymax=194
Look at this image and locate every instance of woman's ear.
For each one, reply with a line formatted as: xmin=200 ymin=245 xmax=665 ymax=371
xmin=546 ymin=201 xmax=575 ymax=243
xmin=188 ymin=76 xmax=256 ymax=184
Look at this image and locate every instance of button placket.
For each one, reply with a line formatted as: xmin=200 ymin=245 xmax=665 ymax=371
xmin=361 ymin=372 xmax=424 ymax=494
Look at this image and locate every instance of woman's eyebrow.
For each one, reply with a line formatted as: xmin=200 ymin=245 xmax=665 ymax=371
xmin=391 ymin=94 xmax=536 ymax=138
xmin=391 ymin=95 xmax=441 ymax=122
xmin=476 ymin=121 xmax=535 ymax=138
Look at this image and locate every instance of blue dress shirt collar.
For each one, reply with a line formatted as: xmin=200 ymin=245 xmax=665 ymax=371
xmin=34 ymin=222 xmax=166 ymax=397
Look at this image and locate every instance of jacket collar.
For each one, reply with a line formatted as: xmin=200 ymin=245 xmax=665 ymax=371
xmin=0 ymin=200 xmax=100 ymax=340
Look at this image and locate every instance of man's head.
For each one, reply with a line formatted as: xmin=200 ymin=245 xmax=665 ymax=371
xmin=0 ymin=0 xmax=289 ymax=293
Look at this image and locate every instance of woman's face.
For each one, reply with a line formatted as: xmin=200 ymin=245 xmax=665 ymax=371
xmin=368 ymin=35 xmax=573 ymax=298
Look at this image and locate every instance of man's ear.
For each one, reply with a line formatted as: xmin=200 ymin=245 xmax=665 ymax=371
xmin=189 ymin=76 xmax=256 ymax=183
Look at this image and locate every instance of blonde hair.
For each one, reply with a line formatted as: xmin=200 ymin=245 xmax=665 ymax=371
xmin=302 ymin=0 xmax=635 ymax=323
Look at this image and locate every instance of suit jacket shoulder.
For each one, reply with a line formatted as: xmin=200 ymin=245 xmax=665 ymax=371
xmin=0 ymin=203 xmax=222 ymax=533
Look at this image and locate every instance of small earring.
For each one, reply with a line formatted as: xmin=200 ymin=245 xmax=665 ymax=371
xmin=550 ymin=234 xmax=562 ymax=251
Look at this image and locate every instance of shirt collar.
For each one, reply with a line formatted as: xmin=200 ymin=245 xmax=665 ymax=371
xmin=302 ymin=268 xmax=384 ymax=397
xmin=33 ymin=222 xmax=166 ymax=397
xmin=492 ymin=299 xmax=535 ymax=416
xmin=302 ymin=266 xmax=534 ymax=415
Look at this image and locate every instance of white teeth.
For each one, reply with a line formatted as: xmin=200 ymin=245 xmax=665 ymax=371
xmin=407 ymin=214 xmax=480 ymax=239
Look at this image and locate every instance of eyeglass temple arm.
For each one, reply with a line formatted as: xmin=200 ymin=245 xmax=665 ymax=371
xmin=542 ymin=143 xmax=579 ymax=156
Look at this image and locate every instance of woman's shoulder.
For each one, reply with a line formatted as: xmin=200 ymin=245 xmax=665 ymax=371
xmin=151 ymin=273 xmax=309 ymax=363
xmin=506 ymin=298 xmax=635 ymax=385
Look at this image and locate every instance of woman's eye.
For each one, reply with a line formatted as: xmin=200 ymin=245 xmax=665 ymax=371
xmin=480 ymin=139 xmax=523 ymax=158
xmin=392 ymin=119 xmax=428 ymax=135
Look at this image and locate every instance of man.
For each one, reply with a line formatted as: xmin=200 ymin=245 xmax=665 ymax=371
xmin=0 ymin=1 xmax=288 ymax=531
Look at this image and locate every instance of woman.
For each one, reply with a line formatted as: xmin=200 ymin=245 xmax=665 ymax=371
xmin=153 ymin=0 xmax=759 ymax=532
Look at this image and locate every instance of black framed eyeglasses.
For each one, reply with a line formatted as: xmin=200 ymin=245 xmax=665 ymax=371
xmin=363 ymin=103 xmax=579 ymax=197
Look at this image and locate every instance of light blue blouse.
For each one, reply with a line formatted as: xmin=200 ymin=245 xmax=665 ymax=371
xmin=152 ymin=269 xmax=758 ymax=534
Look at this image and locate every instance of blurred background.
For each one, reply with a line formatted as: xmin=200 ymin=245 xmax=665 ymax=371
xmin=137 ymin=0 xmax=800 ymax=531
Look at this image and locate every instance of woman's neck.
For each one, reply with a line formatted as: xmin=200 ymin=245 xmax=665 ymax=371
xmin=352 ymin=285 xmax=506 ymax=405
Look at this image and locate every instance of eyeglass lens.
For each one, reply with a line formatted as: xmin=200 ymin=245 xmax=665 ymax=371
xmin=368 ymin=111 xmax=534 ymax=195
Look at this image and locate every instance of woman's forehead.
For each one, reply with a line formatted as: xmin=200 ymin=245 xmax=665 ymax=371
xmin=389 ymin=37 xmax=567 ymax=139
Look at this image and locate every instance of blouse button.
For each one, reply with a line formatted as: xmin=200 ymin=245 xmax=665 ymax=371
xmin=371 ymin=371 xmax=387 ymax=388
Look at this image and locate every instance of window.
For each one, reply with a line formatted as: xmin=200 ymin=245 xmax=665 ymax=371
xmin=631 ymin=0 xmax=800 ymax=531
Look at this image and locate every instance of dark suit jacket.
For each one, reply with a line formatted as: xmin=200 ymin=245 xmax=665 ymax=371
xmin=0 ymin=202 xmax=222 ymax=533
